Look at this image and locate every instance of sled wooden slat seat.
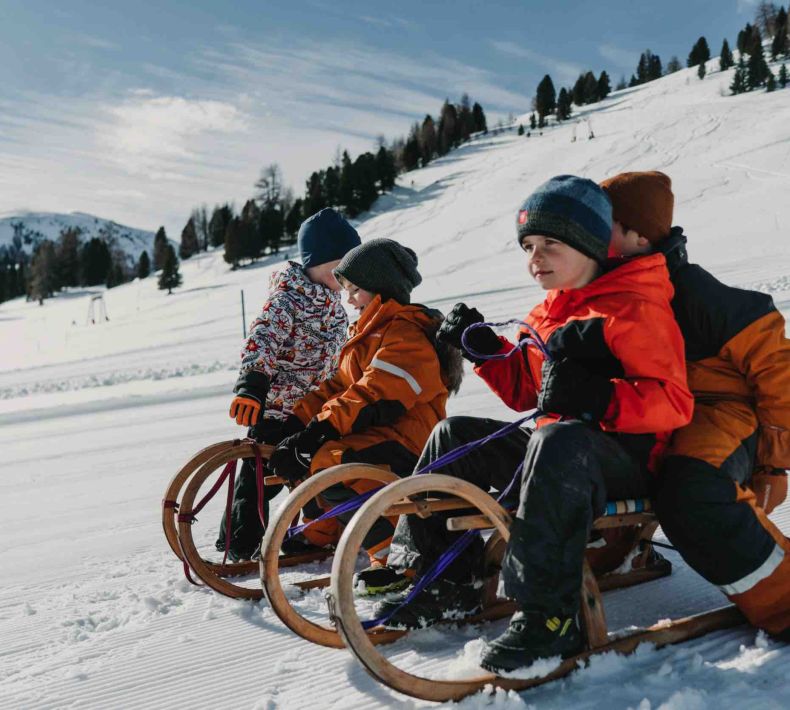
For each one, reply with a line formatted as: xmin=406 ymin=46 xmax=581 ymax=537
xmin=327 ymin=474 xmax=747 ymax=703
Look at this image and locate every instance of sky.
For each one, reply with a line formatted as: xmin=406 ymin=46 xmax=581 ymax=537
xmin=0 ymin=0 xmax=766 ymax=238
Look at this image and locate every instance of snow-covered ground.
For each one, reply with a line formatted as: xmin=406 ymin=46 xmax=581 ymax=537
xmin=2 ymin=58 xmax=790 ymax=708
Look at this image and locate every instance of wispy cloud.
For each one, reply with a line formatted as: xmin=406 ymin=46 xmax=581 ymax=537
xmin=72 ymin=34 xmax=120 ymax=51
xmin=598 ymin=43 xmax=639 ymax=72
xmin=489 ymin=40 xmax=583 ymax=84
xmin=98 ymin=96 xmax=248 ymax=178
xmin=0 ymin=34 xmax=528 ymax=236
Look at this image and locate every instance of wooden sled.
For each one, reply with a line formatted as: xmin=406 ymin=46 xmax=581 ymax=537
xmin=326 ymin=474 xmax=747 ymax=703
xmin=163 ymin=439 xmax=331 ymax=599
xmin=260 ymin=464 xmax=401 ymax=648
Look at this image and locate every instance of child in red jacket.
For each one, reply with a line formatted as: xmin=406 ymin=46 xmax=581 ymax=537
xmin=377 ymin=175 xmax=693 ymax=673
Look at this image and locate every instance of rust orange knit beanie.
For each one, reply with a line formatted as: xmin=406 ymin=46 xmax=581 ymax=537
xmin=599 ymin=171 xmax=674 ymax=244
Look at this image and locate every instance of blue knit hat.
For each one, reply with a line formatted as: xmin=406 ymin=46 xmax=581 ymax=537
xmin=298 ymin=208 xmax=361 ymax=269
xmin=516 ymin=175 xmax=613 ymax=263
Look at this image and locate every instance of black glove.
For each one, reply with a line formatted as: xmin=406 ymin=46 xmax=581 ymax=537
xmin=537 ymin=358 xmax=613 ymax=423
xmin=268 ymin=418 xmax=339 ymax=484
xmin=437 ymin=303 xmax=501 ymax=364
xmin=280 ymin=413 xmax=307 ymax=439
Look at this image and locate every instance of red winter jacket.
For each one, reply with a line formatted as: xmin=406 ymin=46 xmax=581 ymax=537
xmin=475 ymin=253 xmax=694 ymax=470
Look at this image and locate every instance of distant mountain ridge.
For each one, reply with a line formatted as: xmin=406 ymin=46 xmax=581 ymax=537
xmin=0 ymin=211 xmax=157 ymax=263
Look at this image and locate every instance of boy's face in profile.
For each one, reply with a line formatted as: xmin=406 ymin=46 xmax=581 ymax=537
xmin=339 ymin=277 xmax=375 ymax=313
xmin=610 ymin=221 xmax=651 ymax=257
xmin=520 ymin=234 xmax=599 ymax=291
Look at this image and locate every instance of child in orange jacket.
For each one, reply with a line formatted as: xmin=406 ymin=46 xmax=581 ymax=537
xmin=268 ymin=238 xmax=461 ymax=578
xmin=601 ymin=170 xmax=790 ymax=637
xmin=376 ymin=176 xmax=692 ymax=673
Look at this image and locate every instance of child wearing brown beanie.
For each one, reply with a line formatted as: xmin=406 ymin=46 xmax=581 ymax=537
xmin=601 ymin=170 xmax=790 ymax=639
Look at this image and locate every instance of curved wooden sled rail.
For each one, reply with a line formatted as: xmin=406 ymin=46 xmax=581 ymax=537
xmin=175 ymin=440 xmax=281 ymax=598
xmin=327 ymin=474 xmax=747 ymax=703
xmin=260 ymin=464 xmax=403 ymax=648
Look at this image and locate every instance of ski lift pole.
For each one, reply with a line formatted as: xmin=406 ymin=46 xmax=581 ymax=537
xmin=240 ymin=289 xmax=246 ymax=337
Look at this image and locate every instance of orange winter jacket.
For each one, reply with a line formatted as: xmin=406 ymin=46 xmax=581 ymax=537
xmin=293 ymin=295 xmax=448 ymax=457
xmin=659 ymin=230 xmax=790 ymax=471
xmin=475 ymin=253 xmax=694 ymax=471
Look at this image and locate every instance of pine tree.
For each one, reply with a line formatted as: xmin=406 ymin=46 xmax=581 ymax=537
xmin=530 ymin=112 xmax=537 ymax=130
xmin=158 ymin=245 xmax=182 ymax=294
xmin=419 ymin=115 xmax=437 ymax=165
xmin=687 ymin=36 xmax=711 ymax=67
xmin=597 ymin=71 xmax=611 ymax=99
xmin=223 ymin=218 xmax=243 ymax=269
xmin=615 ymin=76 xmax=627 ymax=90
xmin=779 ymin=63 xmax=789 ymax=87
xmin=582 ymin=71 xmax=599 ymax=103
xmin=179 ymin=217 xmax=199 ymax=259
xmin=55 ymin=227 xmax=81 ymax=288
xmin=284 ymin=198 xmax=303 ymax=241
xmin=437 ymin=100 xmax=458 ymax=155
xmin=153 ymin=226 xmax=168 ymax=270
xmin=191 ymin=206 xmax=209 ymax=251
xmin=304 ymin=171 xmax=327 ymax=215
xmin=737 ymin=23 xmax=753 ymax=55
xmin=517 ymin=124 xmax=525 ymax=135
xmin=106 ymin=258 xmax=126 ymax=289
xmin=471 ymin=102 xmax=487 ymax=133
xmin=648 ymin=53 xmax=663 ymax=80
xmin=771 ymin=14 xmax=788 ymax=58
xmin=137 ymin=250 xmax=151 ymax=279
xmin=571 ymin=74 xmax=586 ymax=105
xmin=375 ymin=146 xmax=397 ymax=191
xmin=457 ymin=93 xmax=474 ymax=143
xmin=323 ymin=166 xmax=340 ymax=206
xmin=698 ymin=61 xmax=707 ymax=79
xmin=720 ymin=39 xmax=735 ymax=70
xmin=556 ymin=88 xmax=572 ymax=119
xmin=80 ymin=237 xmax=111 ymax=286
xmin=535 ymin=75 xmax=556 ymax=121
xmin=240 ymin=199 xmax=262 ymax=260
xmin=401 ymin=124 xmax=421 ymax=171
xmin=208 ymin=204 xmax=233 ymax=248
xmin=29 ymin=240 xmax=58 ymax=304
xmin=338 ymin=150 xmax=355 ymax=207
xmin=767 ymin=70 xmax=777 ymax=90
xmin=747 ymin=44 xmax=771 ymax=88
xmin=666 ymin=56 xmax=682 ymax=74
xmin=730 ymin=56 xmax=748 ymax=94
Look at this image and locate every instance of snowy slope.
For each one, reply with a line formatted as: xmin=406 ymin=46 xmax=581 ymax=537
xmin=2 ymin=58 xmax=790 ymax=709
xmin=0 ymin=211 xmax=157 ymax=263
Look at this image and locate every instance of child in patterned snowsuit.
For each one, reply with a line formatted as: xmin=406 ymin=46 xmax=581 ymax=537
xmin=216 ymin=208 xmax=360 ymax=561
xmin=601 ymin=171 xmax=790 ymax=637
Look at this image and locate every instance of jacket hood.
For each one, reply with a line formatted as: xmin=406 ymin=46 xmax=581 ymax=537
xmin=542 ymin=252 xmax=674 ymax=317
xmin=269 ymin=261 xmax=342 ymax=306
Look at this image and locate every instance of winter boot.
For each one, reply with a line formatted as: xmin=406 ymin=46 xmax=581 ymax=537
xmin=280 ymin=531 xmax=333 ymax=556
xmin=354 ymin=562 xmax=413 ymax=597
xmin=480 ymin=609 xmax=583 ymax=674
xmin=371 ymin=578 xmax=483 ymax=629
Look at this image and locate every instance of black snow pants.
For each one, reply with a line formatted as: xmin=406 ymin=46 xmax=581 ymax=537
xmin=388 ymin=416 xmax=651 ymax=615
xmin=215 ymin=419 xmax=286 ymax=558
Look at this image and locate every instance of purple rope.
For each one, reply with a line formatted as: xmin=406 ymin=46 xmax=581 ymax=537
xmin=461 ymin=319 xmax=553 ymax=363
xmin=361 ymin=458 xmax=526 ymax=630
xmin=285 ymin=487 xmax=381 ymax=539
xmin=285 ymin=413 xmax=536 ymax=540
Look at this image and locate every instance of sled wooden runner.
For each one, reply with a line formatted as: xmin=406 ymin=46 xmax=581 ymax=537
xmin=327 ymin=474 xmax=748 ymax=703
xmin=164 ymin=440 xmax=331 ymax=598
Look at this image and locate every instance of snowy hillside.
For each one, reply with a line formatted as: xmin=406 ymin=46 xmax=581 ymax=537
xmin=0 ymin=211 xmax=157 ymax=263
xmin=2 ymin=57 xmax=790 ymax=709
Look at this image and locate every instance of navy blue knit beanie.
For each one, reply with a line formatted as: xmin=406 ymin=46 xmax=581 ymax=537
xmin=516 ymin=175 xmax=612 ymax=263
xmin=298 ymin=208 xmax=361 ymax=269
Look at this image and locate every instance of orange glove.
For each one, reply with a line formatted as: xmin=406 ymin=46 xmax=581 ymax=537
xmin=751 ymin=468 xmax=788 ymax=515
xmin=229 ymin=395 xmax=262 ymax=426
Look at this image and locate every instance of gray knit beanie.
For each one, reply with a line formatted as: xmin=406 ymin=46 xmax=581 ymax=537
xmin=333 ymin=238 xmax=422 ymax=304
